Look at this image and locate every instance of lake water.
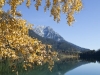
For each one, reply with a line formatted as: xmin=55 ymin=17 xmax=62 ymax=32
xmin=65 ymin=62 xmax=100 ymax=75
xmin=0 ymin=59 xmax=100 ymax=75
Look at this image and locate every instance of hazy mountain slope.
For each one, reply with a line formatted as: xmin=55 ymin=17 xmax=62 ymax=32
xmin=29 ymin=29 xmax=89 ymax=52
xmin=33 ymin=25 xmax=89 ymax=52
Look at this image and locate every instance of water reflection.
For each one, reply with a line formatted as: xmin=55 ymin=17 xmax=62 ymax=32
xmin=65 ymin=62 xmax=100 ymax=75
xmin=0 ymin=58 xmax=90 ymax=75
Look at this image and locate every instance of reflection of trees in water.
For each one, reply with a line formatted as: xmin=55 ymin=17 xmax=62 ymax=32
xmin=80 ymin=49 xmax=100 ymax=63
xmin=1 ymin=54 xmax=100 ymax=75
xmin=0 ymin=61 xmax=25 ymax=75
xmin=79 ymin=58 xmax=100 ymax=63
xmin=0 ymin=58 xmax=88 ymax=75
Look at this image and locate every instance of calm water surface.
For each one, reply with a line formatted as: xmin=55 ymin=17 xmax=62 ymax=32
xmin=65 ymin=62 xmax=100 ymax=75
xmin=0 ymin=59 xmax=100 ymax=75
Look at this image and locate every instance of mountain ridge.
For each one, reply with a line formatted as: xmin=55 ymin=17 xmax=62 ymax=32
xmin=29 ymin=25 xmax=90 ymax=52
xmin=34 ymin=25 xmax=65 ymax=42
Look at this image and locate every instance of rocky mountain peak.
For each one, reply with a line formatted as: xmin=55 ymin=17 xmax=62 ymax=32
xmin=33 ymin=25 xmax=65 ymax=41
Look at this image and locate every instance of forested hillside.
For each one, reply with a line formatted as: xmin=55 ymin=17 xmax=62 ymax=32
xmin=29 ymin=29 xmax=89 ymax=52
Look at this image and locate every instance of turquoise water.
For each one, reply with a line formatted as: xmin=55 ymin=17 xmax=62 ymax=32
xmin=0 ymin=59 xmax=100 ymax=75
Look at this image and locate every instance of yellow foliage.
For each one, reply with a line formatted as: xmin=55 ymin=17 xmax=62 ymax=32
xmin=0 ymin=0 xmax=82 ymax=72
xmin=0 ymin=0 xmax=82 ymax=25
xmin=0 ymin=11 xmax=57 ymax=72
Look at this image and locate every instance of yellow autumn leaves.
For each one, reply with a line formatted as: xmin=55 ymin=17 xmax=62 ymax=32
xmin=0 ymin=0 xmax=82 ymax=25
xmin=39 ymin=0 xmax=82 ymax=25
xmin=0 ymin=0 xmax=82 ymax=72
xmin=0 ymin=11 xmax=57 ymax=72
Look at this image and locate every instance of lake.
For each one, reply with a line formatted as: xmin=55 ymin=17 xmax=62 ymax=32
xmin=0 ymin=58 xmax=100 ymax=75
xmin=65 ymin=61 xmax=100 ymax=75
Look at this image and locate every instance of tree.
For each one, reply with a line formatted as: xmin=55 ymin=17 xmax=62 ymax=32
xmin=0 ymin=0 xmax=82 ymax=72
xmin=0 ymin=0 xmax=82 ymax=25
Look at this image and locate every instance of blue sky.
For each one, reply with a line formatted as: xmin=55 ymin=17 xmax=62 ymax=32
xmin=3 ymin=0 xmax=100 ymax=50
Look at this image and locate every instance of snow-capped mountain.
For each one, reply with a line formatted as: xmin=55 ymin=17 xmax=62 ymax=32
xmin=31 ymin=25 xmax=89 ymax=52
xmin=34 ymin=25 xmax=65 ymax=41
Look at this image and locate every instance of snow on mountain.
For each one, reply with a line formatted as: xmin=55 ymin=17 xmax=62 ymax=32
xmin=33 ymin=25 xmax=90 ymax=52
xmin=34 ymin=25 xmax=65 ymax=42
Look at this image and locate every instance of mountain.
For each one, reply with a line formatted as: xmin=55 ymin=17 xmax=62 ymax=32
xmin=29 ymin=25 xmax=90 ymax=52
xmin=33 ymin=25 xmax=64 ymax=42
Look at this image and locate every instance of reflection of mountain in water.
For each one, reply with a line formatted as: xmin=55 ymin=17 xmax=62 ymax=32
xmin=18 ymin=59 xmax=88 ymax=75
xmin=0 ymin=58 xmax=88 ymax=75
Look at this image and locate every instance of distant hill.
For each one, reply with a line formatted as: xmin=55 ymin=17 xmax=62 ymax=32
xmin=29 ymin=26 xmax=90 ymax=52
